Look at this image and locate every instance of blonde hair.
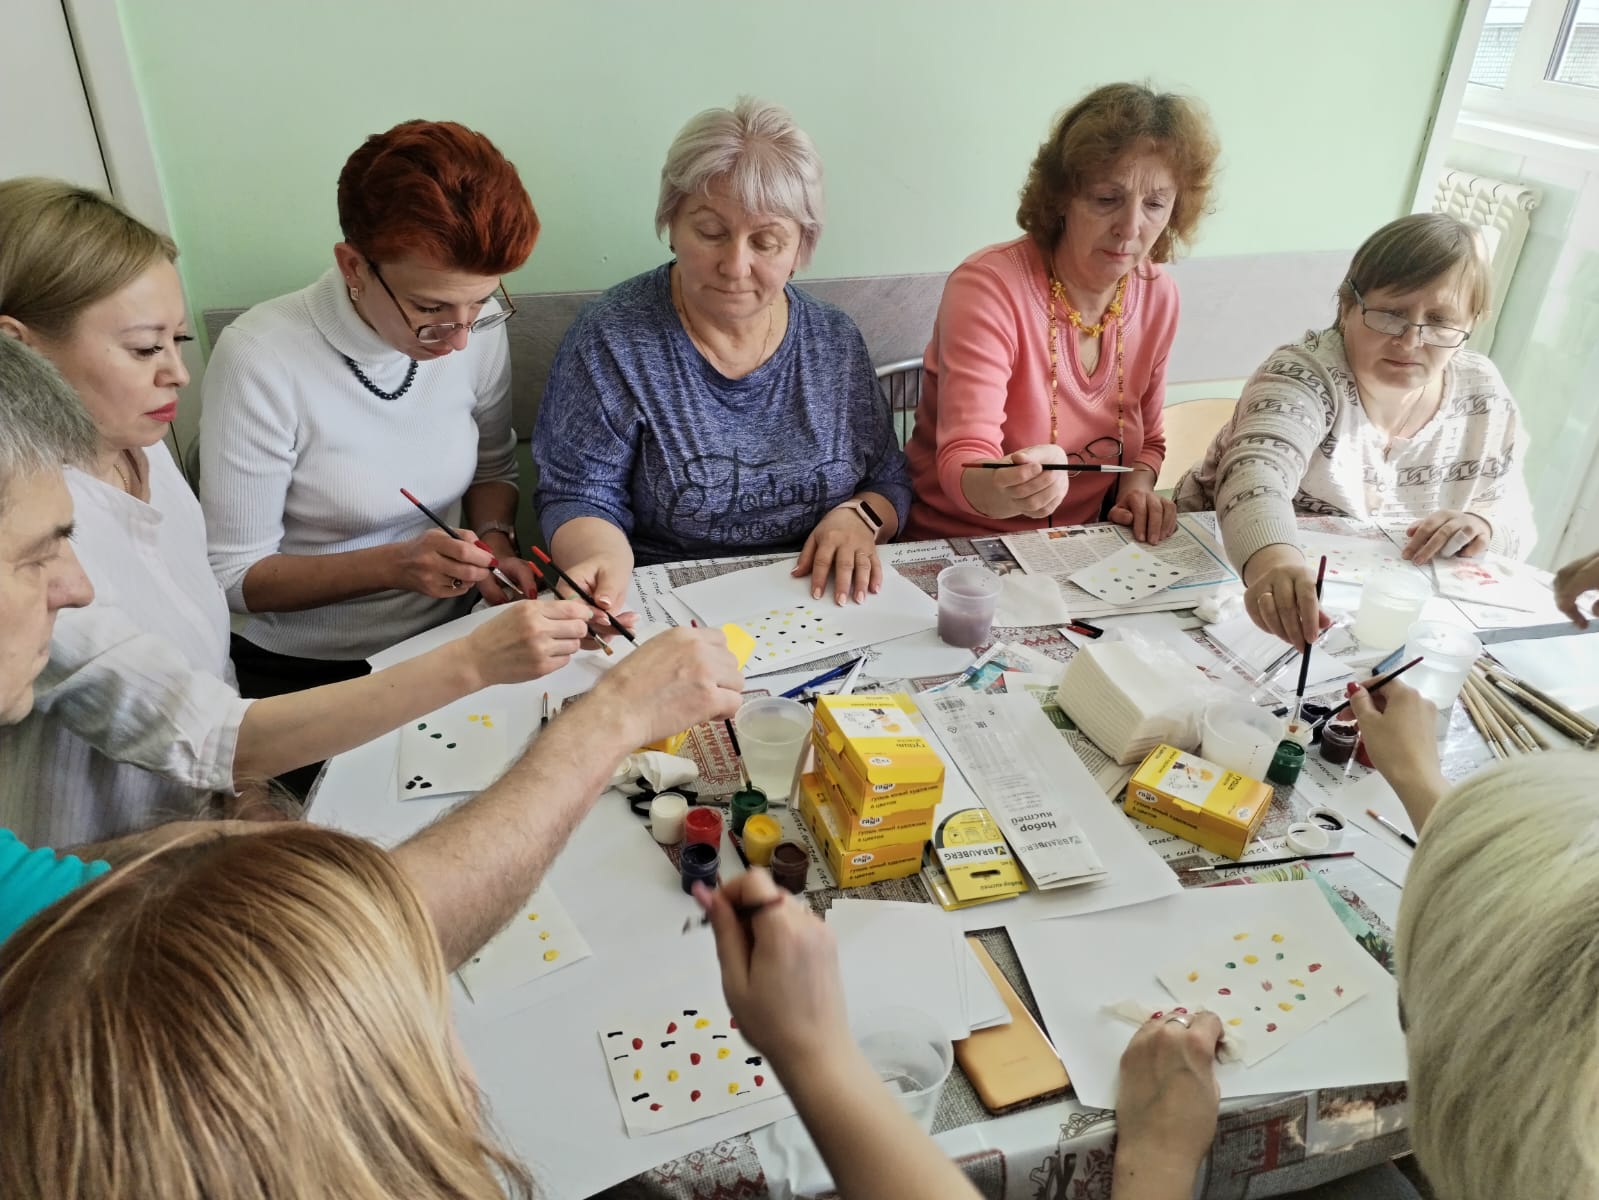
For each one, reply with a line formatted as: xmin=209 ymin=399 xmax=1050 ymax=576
xmin=1336 ymin=212 xmax=1492 ymax=326
xmin=655 ymin=96 xmax=825 ymax=269
xmin=0 ymin=176 xmax=178 ymax=340
xmin=1016 ymin=82 xmax=1219 ymax=264
xmin=0 ymin=825 xmax=533 ymax=1200
xmin=1397 ymin=753 xmax=1599 ymax=1200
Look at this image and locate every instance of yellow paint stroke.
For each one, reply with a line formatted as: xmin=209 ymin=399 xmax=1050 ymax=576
xmin=694 ymin=1018 xmax=711 ymax=1030
xmin=1277 ymin=1001 xmax=1294 ymax=1011
xmin=1288 ymin=978 xmax=1305 ymax=987
xmin=1233 ymin=932 xmax=1249 ymax=941
xmin=1243 ymin=954 xmax=1258 ymax=965
xmin=527 ymin=913 xmax=539 ymax=922
xmin=1271 ymin=933 xmax=1284 ymax=943
xmin=634 ymin=1068 xmax=642 ymax=1082
xmin=1228 ymin=1017 xmax=1243 ymax=1026
xmin=667 ymin=1069 xmax=679 ymax=1082
xmin=542 ymin=949 xmax=559 ymax=962
xmin=717 ymin=1047 xmax=731 ymax=1060
xmin=539 ymin=931 xmax=551 ymax=941
xmin=728 ymin=1082 xmax=740 ymax=1094
xmin=1187 ymin=970 xmax=1199 ymax=982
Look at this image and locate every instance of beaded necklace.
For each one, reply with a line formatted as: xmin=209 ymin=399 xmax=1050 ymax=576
xmin=343 ymin=355 xmax=419 ymax=402
xmin=1046 ymin=273 xmax=1127 ymax=453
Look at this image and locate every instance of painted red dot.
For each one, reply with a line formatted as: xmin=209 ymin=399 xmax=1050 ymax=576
xmin=690 ymin=1090 xmax=702 ymax=1102
xmin=1217 ymin=987 xmax=1231 ymax=996
xmin=1266 ymin=1023 xmax=1279 ymax=1033
xmin=754 ymin=1075 xmax=766 ymax=1086
xmin=631 ymin=1038 xmax=643 ymax=1050
xmin=649 ymin=1103 xmax=662 ymax=1112
xmin=1261 ymin=980 xmax=1274 ymax=991
xmin=1309 ymin=963 xmax=1323 ymax=972
xmin=689 ymin=1052 xmax=702 ymax=1065
xmin=1335 ymin=985 xmax=1345 ymax=996
xmin=666 ymin=1021 xmax=678 ymax=1034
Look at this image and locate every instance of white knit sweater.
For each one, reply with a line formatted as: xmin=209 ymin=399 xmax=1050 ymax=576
xmin=199 ymin=268 xmax=519 ymax=660
xmin=1177 ymin=327 xmax=1536 ymax=570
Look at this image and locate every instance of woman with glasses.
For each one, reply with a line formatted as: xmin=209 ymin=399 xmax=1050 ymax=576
xmin=903 ymin=83 xmax=1219 ymax=542
xmin=201 ymin=120 xmax=547 ymax=732
xmin=533 ymin=98 xmax=910 ymax=613
xmin=1177 ymin=213 xmax=1535 ymax=647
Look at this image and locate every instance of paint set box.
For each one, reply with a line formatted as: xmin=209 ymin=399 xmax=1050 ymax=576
xmin=797 ymin=773 xmax=925 ymax=888
xmin=1123 ymin=744 xmax=1273 ymax=860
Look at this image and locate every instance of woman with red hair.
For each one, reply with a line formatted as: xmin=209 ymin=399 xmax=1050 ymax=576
xmin=201 ymin=122 xmax=567 ymax=775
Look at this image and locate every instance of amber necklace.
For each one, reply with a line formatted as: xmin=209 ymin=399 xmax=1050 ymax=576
xmin=1047 ymin=273 xmax=1127 ymax=449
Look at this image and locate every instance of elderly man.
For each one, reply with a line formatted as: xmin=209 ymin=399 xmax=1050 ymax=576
xmin=0 ymin=337 xmax=743 ymax=958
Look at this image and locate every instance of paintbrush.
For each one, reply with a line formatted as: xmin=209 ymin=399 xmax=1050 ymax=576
xmin=1180 ymin=850 xmax=1355 ymax=874
xmin=527 ymin=545 xmax=636 ymax=650
xmin=724 ymin=719 xmax=753 ymax=791
xmin=1366 ymin=808 xmax=1418 ymax=849
xmin=681 ymin=895 xmax=787 ymax=933
xmin=961 ymin=461 xmax=1133 ymax=473
xmin=399 ymin=488 xmax=526 ymax=599
xmin=1310 ymin=656 xmax=1424 ymax=732
xmin=1292 ymin=556 xmax=1329 ymax=728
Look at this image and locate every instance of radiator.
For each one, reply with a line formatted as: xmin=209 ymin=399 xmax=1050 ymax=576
xmin=1431 ymin=170 xmax=1541 ymax=354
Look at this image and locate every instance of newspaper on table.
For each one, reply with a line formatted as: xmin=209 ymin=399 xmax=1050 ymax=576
xmin=918 ymin=690 xmax=1106 ymax=889
xmin=1002 ymin=515 xmax=1237 ymax=618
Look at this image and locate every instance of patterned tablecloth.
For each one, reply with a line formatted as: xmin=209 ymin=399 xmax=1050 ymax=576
xmin=596 ymin=521 xmax=1554 ymax=1200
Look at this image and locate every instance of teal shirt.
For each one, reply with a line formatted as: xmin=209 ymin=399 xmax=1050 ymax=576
xmin=0 ymin=829 xmax=109 ymax=944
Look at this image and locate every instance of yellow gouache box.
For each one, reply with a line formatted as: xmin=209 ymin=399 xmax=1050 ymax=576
xmin=814 ymin=763 xmax=935 ymax=851
xmin=811 ymin=694 xmax=945 ymax=818
xmin=798 ymin=773 xmax=925 ymax=888
xmin=1124 ymin=744 xmax=1272 ymax=861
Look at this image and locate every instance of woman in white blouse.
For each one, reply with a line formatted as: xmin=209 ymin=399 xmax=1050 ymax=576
xmin=200 ymin=120 xmax=543 ymax=718
xmin=0 ymin=179 xmax=589 ymax=844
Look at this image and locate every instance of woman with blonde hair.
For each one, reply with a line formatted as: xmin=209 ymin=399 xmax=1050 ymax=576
xmin=1178 ymin=213 xmax=1536 ymax=647
xmin=0 ymin=179 xmax=591 ymax=844
xmin=905 ymin=82 xmax=1219 ymax=542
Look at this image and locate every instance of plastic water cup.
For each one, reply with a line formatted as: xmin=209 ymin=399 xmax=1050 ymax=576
xmin=1201 ymin=700 xmax=1285 ymax=781
xmin=852 ymin=1006 xmax=953 ymax=1132
xmin=1403 ymin=619 xmax=1481 ymax=709
xmin=937 ymin=564 xmax=1002 ymax=648
xmin=735 ymin=698 xmax=812 ymax=803
xmin=1353 ymin=566 xmax=1433 ymax=650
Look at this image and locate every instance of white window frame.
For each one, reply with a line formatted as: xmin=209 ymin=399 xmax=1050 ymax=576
xmin=1464 ymin=0 xmax=1599 ymax=133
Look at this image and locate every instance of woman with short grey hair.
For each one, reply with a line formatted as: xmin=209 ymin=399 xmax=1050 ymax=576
xmin=534 ymin=97 xmax=910 ymax=617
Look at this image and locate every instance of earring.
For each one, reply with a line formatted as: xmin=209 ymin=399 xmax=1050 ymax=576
xmin=348 ymin=286 xmax=360 ymax=303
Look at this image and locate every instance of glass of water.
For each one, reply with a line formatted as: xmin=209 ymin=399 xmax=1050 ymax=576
xmin=734 ymin=697 xmax=813 ymax=803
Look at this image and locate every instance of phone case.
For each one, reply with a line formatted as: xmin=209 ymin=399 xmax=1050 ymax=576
xmin=954 ymin=937 xmax=1070 ymax=1113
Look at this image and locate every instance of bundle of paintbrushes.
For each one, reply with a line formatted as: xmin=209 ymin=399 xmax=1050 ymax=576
xmin=1462 ymin=657 xmax=1598 ymax=758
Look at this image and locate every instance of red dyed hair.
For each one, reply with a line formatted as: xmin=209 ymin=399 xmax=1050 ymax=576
xmin=336 ymin=120 xmax=538 ymax=275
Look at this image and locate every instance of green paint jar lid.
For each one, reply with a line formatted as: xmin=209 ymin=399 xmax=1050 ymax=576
xmin=730 ymin=788 xmax=769 ymax=835
xmin=1266 ymin=739 xmax=1305 ymax=786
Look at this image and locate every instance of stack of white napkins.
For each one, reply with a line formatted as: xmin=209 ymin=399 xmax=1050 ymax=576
xmin=1055 ymin=641 xmax=1192 ymax=765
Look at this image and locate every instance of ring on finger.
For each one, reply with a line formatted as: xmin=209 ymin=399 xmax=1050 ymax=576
xmin=450 ymin=578 xmax=463 ymax=590
xmin=1163 ymin=1013 xmax=1193 ymax=1028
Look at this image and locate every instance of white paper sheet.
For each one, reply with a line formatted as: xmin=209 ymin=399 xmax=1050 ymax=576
xmin=1204 ymin=613 xmax=1349 ymax=686
xmin=1432 ymin=552 xmax=1553 ymax=613
xmin=994 ymin=572 xmax=1074 ymax=627
xmin=673 ymin=559 xmax=937 ymax=676
xmin=395 ymin=702 xmax=514 ymax=798
xmin=1297 ymin=531 xmax=1412 ymax=586
xmin=1320 ymin=770 xmax=1417 ymax=862
xmin=827 ymin=899 xmax=973 ymax=1041
xmin=457 ymin=884 xmax=592 ymax=1001
xmin=1008 ymin=882 xmax=1406 ymax=1110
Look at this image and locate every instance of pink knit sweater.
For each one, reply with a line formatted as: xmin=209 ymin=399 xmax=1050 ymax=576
xmin=905 ymin=236 xmax=1178 ymax=539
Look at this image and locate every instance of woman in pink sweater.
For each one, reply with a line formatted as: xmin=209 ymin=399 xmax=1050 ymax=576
xmin=906 ymin=84 xmax=1219 ymax=541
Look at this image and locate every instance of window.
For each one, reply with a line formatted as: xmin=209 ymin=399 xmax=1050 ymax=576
xmin=1465 ymin=0 xmax=1599 ymax=127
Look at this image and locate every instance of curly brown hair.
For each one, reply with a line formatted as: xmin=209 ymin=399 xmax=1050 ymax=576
xmin=1016 ymin=82 xmax=1219 ymax=264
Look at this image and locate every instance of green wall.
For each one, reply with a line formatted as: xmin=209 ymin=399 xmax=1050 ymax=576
xmin=116 ymin=0 xmax=1463 ymax=319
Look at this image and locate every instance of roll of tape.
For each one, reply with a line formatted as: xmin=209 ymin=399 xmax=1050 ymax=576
xmin=1304 ymin=806 xmax=1346 ymax=849
xmin=1285 ymin=821 xmax=1331 ymax=855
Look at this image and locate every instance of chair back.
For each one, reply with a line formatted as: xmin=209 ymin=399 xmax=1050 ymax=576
xmin=1155 ymin=396 xmax=1238 ymax=492
xmin=875 ymin=358 xmax=923 ymax=448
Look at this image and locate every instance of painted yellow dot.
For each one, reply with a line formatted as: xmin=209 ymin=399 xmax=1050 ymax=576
xmin=539 ymin=931 xmax=550 ymax=941
xmin=527 ymin=913 xmax=539 ymax=922
xmin=1270 ymin=933 xmax=1285 ymax=943
xmin=1233 ymin=932 xmax=1249 ymax=941
xmin=469 ymin=715 xmax=481 ymax=722
xmin=1187 ymin=970 xmax=1199 ymax=982
xmin=483 ymin=719 xmax=494 ymax=728
xmin=1277 ymin=1001 xmax=1294 ymax=1011
xmin=1227 ymin=1018 xmax=1243 ymax=1027
xmin=633 ymin=1068 xmax=642 ymax=1082
xmin=1243 ymin=955 xmax=1258 ymax=965
xmin=667 ymin=1070 xmax=679 ymax=1082
xmin=542 ymin=949 xmax=559 ymax=962
xmin=694 ymin=1018 xmax=711 ymax=1030
xmin=728 ymin=1082 xmax=740 ymax=1095
xmin=1288 ymin=978 xmax=1305 ymax=988
xmin=717 ymin=1047 xmax=731 ymax=1060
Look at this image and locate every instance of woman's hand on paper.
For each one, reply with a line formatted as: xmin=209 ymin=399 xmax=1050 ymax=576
xmin=1112 ymin=1011 xmax=1223 ymax=1196
xmin=1106 ymin=470 xmax=1177 ymax=544
xmin=1242 ymin=544 xmax=1330 ymax=648
xmin=1403 ymin=509 xmax=1490 ymax=566
xmin=1347 ymin=680 xmax=1447 ymax=832
xmin=795 ymin=504 xmax=883 ymax=606
xmin=698 ymin=870 xmax=849 ymax=1075
xmin=1553 ymin=548 xmax=1599 ymax=629
xmin=464 ymin=596 xmax=593 ymax=687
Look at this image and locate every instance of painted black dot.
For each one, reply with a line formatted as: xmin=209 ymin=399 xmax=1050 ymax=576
xmin=430 ymin=732 xmax=443 ymax=740
xmin=446 ymin=742 xmax=457 ymax=749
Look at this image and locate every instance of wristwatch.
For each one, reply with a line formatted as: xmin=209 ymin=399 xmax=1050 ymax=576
xmin=837 ymin=499 xmax=886 ymax=542
xmin=477 ymin=520 xmax=521 ymax=554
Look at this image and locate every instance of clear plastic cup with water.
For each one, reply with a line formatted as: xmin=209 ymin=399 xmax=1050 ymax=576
xmin=1403 ymin=618 xmax=1481 ymax=709
xmin=1200 ymin=700 xmax=1285 ymax=781
xmin=1354 ymin=565 xmax=1433 ymax=650
xmin=851 ymin=1005 xmax=954 ymax=1132
xmin=734 ymin=697 xmax=812 ymax=803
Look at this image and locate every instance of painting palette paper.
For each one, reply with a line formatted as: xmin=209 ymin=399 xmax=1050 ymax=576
xmin=457 ymin=885 xmax=591 ymax=1002
xmin=599 ymin=1004 xmax=787 ymax=1136
xmin=1068 ymin=543 xmax=1191 ymax=607
xmin=1297 ymin=532 xmax=1411 ymax=586
xmin=396 ymin=707 xmax=510 ymax=798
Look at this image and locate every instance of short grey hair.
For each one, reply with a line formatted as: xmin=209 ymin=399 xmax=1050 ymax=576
xmin=0 ymin=336 xmax=98 ymax=515
xmin=654 ymin=96 xmax=826 ymax=270
xmin=1397 ymin=751 xmax=1599 ymax=1200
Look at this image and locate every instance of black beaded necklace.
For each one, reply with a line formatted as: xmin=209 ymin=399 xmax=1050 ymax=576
xmin=342 ymin=355 xmax=418 ymax=401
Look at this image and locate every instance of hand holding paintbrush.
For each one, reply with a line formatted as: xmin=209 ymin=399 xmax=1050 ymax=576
xmin=1291 ymin=556 xmax=1329 ymax=728
xmin=399 ymin=488 xmax=530 ymax=600
xmin=528 ymin=545 xmax=639 ymax=652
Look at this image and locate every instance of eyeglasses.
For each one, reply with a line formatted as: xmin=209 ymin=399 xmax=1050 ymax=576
xmin=1066 ymin=435 xmax=1124 ymax=466
xmin=366 ymin=260 xmax=516 ymax=344
xmin=1348 ymin=282 xmax=1470 ymax=349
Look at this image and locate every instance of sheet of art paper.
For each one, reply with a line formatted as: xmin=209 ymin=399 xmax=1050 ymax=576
xmin=1068 ymin=543 xmax=1192 ymax=606
xmin=1432 ymin=552 xmax=1552 ymax=613
xmin=1297 ymin=532 xmax=1412 ymax=586
xmin=599 ymin=1005 xmax=787 ymax=1136
xmin=456 ymin=885 xmax=592 ymax=1001
xmin=1153 ymin=924 xmax=1370 ymax=1066
xmin=396 ymin=707 xmax=510 ymax=798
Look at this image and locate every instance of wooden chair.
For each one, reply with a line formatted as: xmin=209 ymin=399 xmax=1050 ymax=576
xmin=875 ymin=358 xmax=923 ymax=448
xmin=1155 ymin=396 xmax=1237 ymax=493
